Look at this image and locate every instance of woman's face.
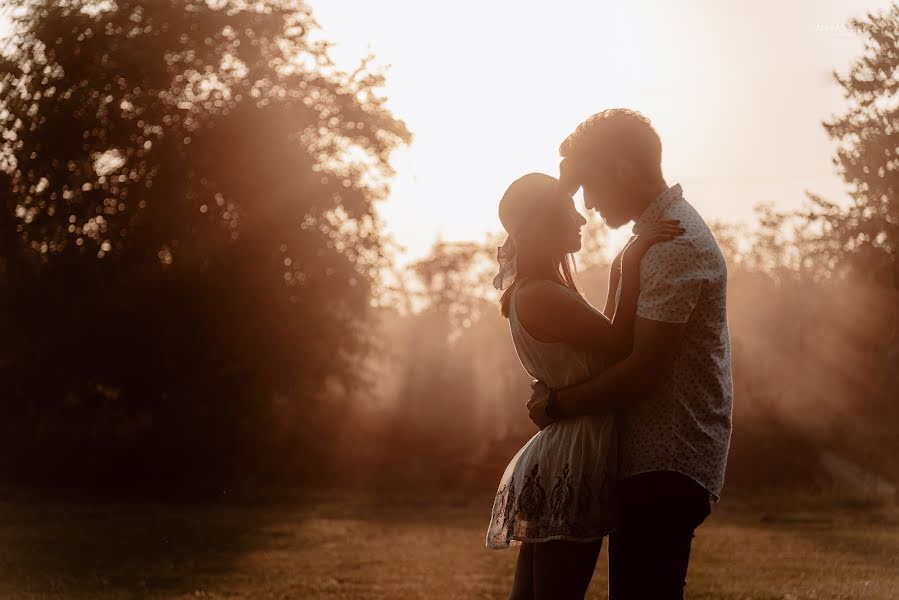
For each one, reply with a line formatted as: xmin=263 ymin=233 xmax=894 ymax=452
xmin=549 ymin=195 xmax=587 ymax=254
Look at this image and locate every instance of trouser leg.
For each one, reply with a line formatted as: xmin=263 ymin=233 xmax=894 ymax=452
xmin=608 ymin=471 xmax=712 ymax=600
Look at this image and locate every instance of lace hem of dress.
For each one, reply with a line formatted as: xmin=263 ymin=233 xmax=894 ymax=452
xmin=485 ymin=462 xmax=617 ymax=550
xmin=487 ymin=528 xmax=611 ymax=550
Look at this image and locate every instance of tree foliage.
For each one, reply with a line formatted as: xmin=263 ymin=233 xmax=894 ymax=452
xmin=0 ymin=0 xmax=409 ymax=491
xmin=804 ymin=4 xmax=899 ymax=288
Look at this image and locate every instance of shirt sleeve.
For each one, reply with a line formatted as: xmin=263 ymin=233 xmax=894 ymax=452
xmin=636 ymin=239 xmax=706 ymax=324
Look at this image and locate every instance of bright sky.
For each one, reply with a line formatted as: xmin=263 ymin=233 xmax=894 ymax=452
xmin=0 ymin=2 xmax=890 ymax=263
xmin=311 ymin=0 xmax=892 ymax=263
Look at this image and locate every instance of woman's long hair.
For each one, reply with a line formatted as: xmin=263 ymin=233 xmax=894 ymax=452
xmin=499 ymin=250 xmax=580 ymax=318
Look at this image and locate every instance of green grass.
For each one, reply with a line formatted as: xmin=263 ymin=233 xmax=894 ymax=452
xmin=0 ymin=489 xmax=896 ymax=599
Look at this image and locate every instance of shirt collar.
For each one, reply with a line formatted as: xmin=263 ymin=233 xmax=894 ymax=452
xmin=632 ymin=183 xmax=683 ymax=235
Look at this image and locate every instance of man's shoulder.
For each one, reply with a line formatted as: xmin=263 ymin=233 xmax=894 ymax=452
xmin=664 ymin=197 xmax=709 ymax=235
xmin=663 ymin=199 xmax=726 ymax=272
xmin=641 ymin=235 xmax=703 ymax=274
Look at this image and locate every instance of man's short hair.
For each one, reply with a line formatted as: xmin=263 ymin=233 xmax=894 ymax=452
xmin=559 ymin=108 xmax=663 ymax=179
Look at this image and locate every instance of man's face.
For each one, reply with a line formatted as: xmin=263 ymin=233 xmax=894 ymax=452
xmin=582 ymin=161 xmax=634 ymax=229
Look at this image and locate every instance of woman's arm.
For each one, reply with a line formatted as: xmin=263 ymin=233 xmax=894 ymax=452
xmin=602 ymin=248 xmax=625 ymax=319
xmin=603 ymin=239 xmax=640 ymax=361
xmin=605 ymin=220 xmax=687 ymax=359
xmin=515 ymin=220 xmax=683 ymax=356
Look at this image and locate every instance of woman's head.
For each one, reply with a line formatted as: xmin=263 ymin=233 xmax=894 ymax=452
xmin=498 ymin=173 xmax=586 ymax=255
xmin=495 ymin=172 xmax=586 ymax=317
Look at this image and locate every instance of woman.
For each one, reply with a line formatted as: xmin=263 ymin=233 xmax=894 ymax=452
xmin=484 ymin=172 xmax=683 ymax=599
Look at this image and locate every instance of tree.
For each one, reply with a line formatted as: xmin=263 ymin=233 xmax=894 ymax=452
xmin=408 ymin=239 xmax=497 ymax=333
xmin=0 ymin=0 xmax=410 ymax=491
xmin=805 ymin=4 xmax=899 ymax=288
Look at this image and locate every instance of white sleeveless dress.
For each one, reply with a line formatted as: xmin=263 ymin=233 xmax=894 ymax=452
xmin=485 ymin=280 xmax=619 ymax=549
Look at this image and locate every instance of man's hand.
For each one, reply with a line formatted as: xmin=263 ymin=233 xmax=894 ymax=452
xmin=527 ymin=380 xmax=555 ymax=430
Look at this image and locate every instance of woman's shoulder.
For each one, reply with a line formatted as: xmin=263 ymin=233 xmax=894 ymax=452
xmin=516 ymin=278 xmax=574 ymax=304
xmin=515 ymin=279 xmax=588 ymax=319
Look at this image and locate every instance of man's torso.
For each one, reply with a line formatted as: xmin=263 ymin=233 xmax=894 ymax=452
xmin=615 ymin=188 xmax=733 ymax=501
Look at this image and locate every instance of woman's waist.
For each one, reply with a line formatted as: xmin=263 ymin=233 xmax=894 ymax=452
xmin=524 ymin=356 xmax=606 ymax=388
xmin=537 ymin=413 xmax=616 ymax=438
xmin=517 ymin=350 xmax=599 ymax=386
xmin=522 ymin=416 xmax=618 ymax=465
xmin=528 ymin=370 xmax=600 ymax=390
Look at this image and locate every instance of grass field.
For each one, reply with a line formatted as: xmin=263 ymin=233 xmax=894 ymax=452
xmin=0 ymin=489 xmax=896 ymax=599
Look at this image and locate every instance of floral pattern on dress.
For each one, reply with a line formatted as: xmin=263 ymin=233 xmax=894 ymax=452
xmin=486 ymin=451 xmax=618 ymax=549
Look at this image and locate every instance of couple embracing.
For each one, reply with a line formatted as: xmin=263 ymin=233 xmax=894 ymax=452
xmin=485 ymin=109 xmax=734 ymax=600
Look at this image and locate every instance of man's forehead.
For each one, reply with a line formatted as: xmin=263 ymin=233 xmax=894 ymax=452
xmin=559 ymin=194 xmax=576 ymax=209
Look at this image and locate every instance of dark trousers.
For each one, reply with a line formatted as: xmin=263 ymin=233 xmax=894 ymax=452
xmin=608 ymin=470 xmax=712 ymax=600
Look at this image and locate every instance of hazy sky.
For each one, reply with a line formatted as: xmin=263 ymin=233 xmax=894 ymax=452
xmin=0 ymin=1 xmax=891 ymax=263
xmin=311 ymin=0 xmax=892 ymax=262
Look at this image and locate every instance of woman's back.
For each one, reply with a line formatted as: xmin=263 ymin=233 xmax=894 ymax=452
xmin=507 ymin=279 xmax=606 ymax=388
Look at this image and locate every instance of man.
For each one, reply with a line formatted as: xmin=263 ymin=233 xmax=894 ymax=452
xmin=528 ymin=108 xmax=733 ymax=599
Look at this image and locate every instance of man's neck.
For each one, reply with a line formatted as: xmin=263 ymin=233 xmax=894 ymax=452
xmin=629 ymin=178 xmax=670 ymax=223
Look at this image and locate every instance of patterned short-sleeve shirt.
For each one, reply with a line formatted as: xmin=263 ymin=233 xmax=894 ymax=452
xmin=615 ymin=183 xmax=733 ymax=502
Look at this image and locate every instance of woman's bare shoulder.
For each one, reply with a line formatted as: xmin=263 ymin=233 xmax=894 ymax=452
xmin=516 ymin=279 xmax=569 ymax=304
xmin=515 ymin=279 xmax=610 ymax=347
xmin=516 ymin=280 xmax=590 ymax=318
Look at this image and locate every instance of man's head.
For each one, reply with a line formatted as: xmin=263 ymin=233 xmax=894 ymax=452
xmin=559 ymin=108 xmax=664 ymax=228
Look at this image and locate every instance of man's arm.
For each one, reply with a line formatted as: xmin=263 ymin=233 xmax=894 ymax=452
xmin=529 ymin=238 xmax=705 ymax=426
xmin=552 ymin=316 xmax=686 ymax=417
xmin=516 ymin=222 xmax=682 ymax=355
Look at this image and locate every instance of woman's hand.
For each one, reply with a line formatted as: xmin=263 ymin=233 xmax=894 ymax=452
xmin=623 ymin=220 xmax=684 ymax=266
